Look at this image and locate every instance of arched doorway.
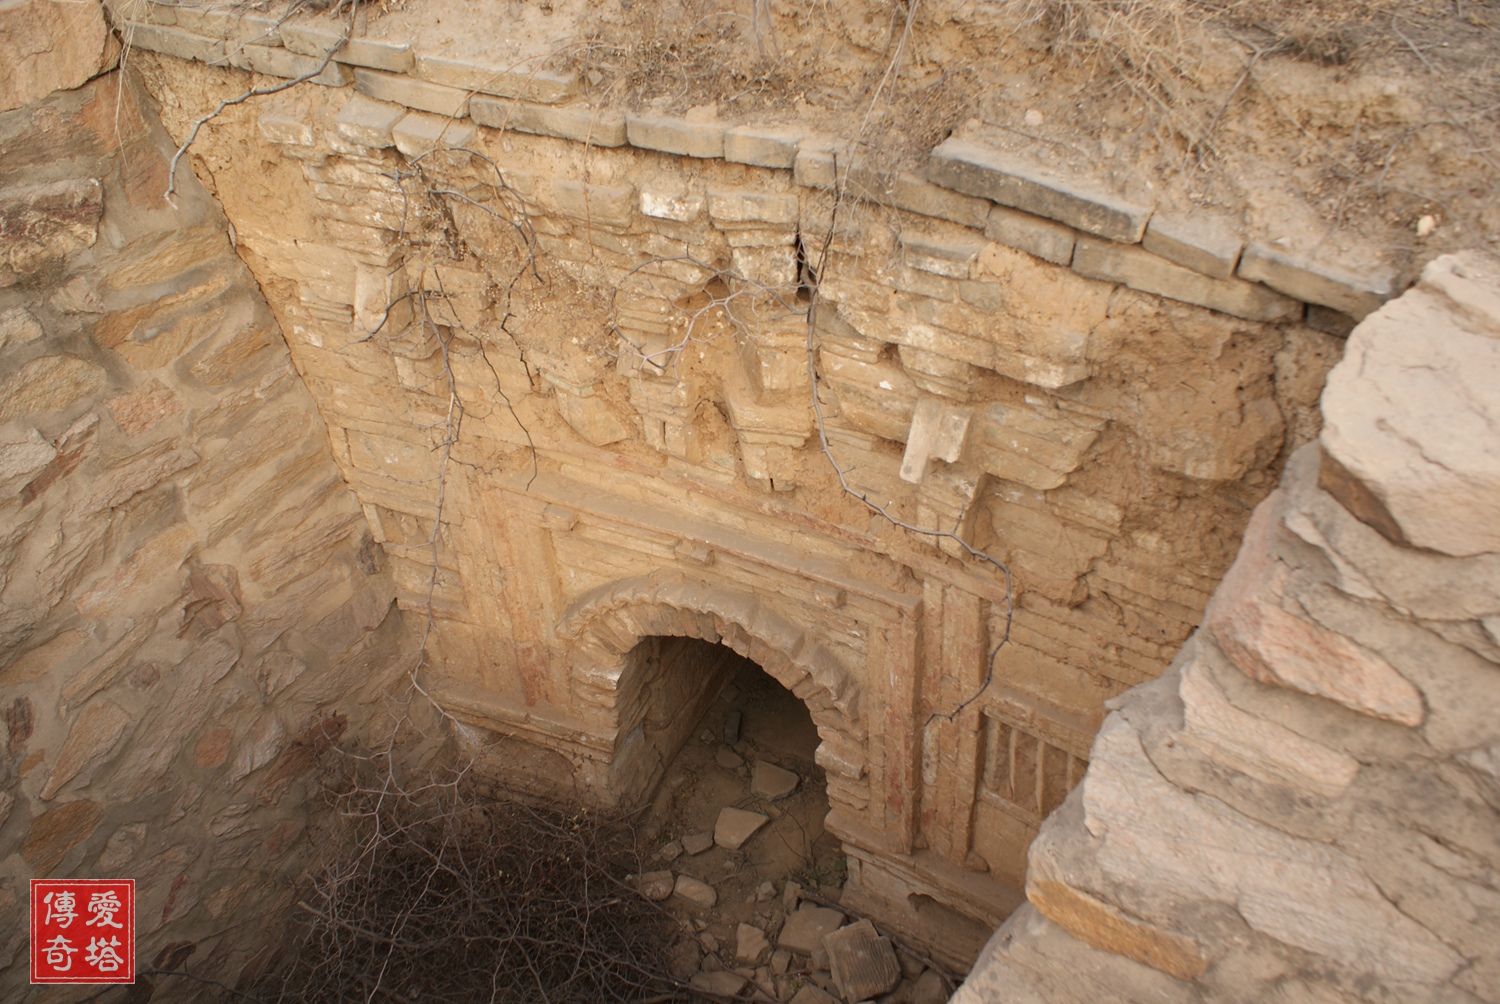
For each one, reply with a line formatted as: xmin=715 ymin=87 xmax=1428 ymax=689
xmin=627 ymin=636 xmax=844 ymax=965
xmin=633 ymin=639 xmax=840 ymax=864
xmin=554 ymin=575 xmax=864 ymax=814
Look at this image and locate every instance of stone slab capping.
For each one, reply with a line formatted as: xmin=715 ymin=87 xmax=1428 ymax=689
xmin=1072 ymin=238 xmax=1301 ymax=324
xmin=352 ymin=67 xmax=469 ymax=119
xmin=117 ymin=0 xmax=1403 ymax=327
xmin=1142 ymin=214 xmax=1243 ymax=280
xmin=470 ymin=96 xmax=628 ymax=147
xmin=1238 ymin=244 xmax=1394 ymax=319
xmin=414 ymin=53 xmax=577 ymax=105
xmin=228 ymin=44 xmax=351 ymax=87
xmin=927 ymin=138 xmax=1153 ymax=244
xmin=280 ymin=23 xmax=415 ymax=73
xmin=724 ymin=125 xmax=804 ymax=169
xmin=625 ymin=113 xmax=727 ymax=159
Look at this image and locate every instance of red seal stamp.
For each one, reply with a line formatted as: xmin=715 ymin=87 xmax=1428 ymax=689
xmin=30 ymin=879 xmax=135 ymax=984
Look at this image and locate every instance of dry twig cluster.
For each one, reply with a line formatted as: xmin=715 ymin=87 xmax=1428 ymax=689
xmin=261 ymin=765 xmax=679 ymax=1003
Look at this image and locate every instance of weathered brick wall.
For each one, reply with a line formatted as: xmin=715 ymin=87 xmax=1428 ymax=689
xmin=115 ymin=2 xmax=1365 ymax=965
xmin=953 ymin=253 xmax=1500 ymax=1003
xmin=0 ymin=18 xmax=408 ymax=995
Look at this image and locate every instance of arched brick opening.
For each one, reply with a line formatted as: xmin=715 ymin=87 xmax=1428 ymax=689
xmin=556 ymin=575 xmax=862 ymax=810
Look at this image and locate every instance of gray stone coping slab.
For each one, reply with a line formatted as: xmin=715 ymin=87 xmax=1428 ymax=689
xmin=414 ymin=53 xmax=577 ymax=105
xmin=1142 ymin=214 xmax=1243 ymax=280
xmin=129 ymin=13 xmax=1411 ymax=328
xmin=280 ymin=23 xmax=414 ymax=73
xmin=927 ymin=137 xmax=1153 ymax=243
xmin=625 ymin=114 xmax=726 ymax=159
xmin=1238 ymin=243 xmax=1393 ymax=319
xmin=1073 ymin=237 xmax=1302 ymax=323
xmin=354 ymin=68 xmax=469 ymax=119
xmin=470 ymin=96 xmax=627 ymax=147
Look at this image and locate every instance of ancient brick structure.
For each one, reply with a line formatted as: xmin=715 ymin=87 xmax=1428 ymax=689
xmin=1 ymin=0 xmax=1495 ymax=999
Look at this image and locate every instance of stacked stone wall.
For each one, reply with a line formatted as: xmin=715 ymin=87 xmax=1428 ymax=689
xmin=0 ymin=13 xmax=408 ymax=996
xmin=954 ymin=254 xmax=1500 ymax=1003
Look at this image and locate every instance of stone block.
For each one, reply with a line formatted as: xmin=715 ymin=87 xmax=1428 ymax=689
xmin=226 ymin=44 xmax=352 ymax=85
xmin=901 ymin=234 xmax=987 ymax=279
xmin=414 ymin=53 xmax=577 ymax=104
xmin=899 ymin=396 xmax=972 ymax=482
xmin=553 ymin=179 xmax=634 ymax=229
xmin=258 ymin=112 xmax=315 ymax=147
xmin=119 ymin=23 xmax=225 ymax=63
xmin=229 ymin=715 xmax=285 ymax=781
xmin=0 ymin=306 xmax=44 ymax=351
xmin=39 ymin=702 xmax=131 ymax=801
xmin=985 ymin=205 xmax=1076 ymax=266
xmin=725 ymin=125 xmax=803 ymax=168
xmin=469 ymin=96 xmax=627 ymax=146
xmin=1 ymin=0 xmax=115 ymax=114
xmin=333 ymin=95 xmax=405 ymax=149
xmin=673 ymin=874 xmax=717 ymax=908
xmin=730 ymin=245 xmax=797 ymax=288
xmin=280 ymin=23 xmax=414 ymax=72
xmin=824 ymin=919 xmax=901 ymax=1001
xmin=1141 ymin=214 xmax=1242 ymax=279
xmin=392 ymin=112 xmax=477 ymax=158
xmin=692 ymin=972 xmax=748 ymax=997
xmin=778 ymin=904 xmax=845 ymax=954
xmin=794 ymin=146 xmax=838 ymax=190
xmin=751 ymin=760 xmax=799 ymax=799
xmin=1026 ymin=879 xmax=1207 ymax=981
xmin=1238 ymin=243 xmax=1392 ymax=319
xmin=714 ymin=806 xmax=770 ymax=849
xmin=1072 ymin=237 xmax=1302 ymax=323
xmin=725 ymin=227 xmax=795 ymax=248
xmin=1208 ymin=591 xmax=1424 ymax=726
xmin=737 ymin=923 xmax=771 ymax=963
xmin=708 ymin=189 xmax=800 ymax=227
xmin=789 ymin=985 xmax=840 ymax=1004
xmin=975 ymin=398 xmax=1102 ymax=490
xmin=636 ymin=870 xmax=675 ymax=901
xmin=554 ymin=388 xmax=631 ymax=445
xmin=1177 ymin=656 xmax=1360 ymax=800
xmin=1319 ymin=252 xmax=1500 ymax=556
xmin=889 ymin=172 xmax=991 ymax=230
xmin=639 ymin=190 xmax=704 ymax=223
xmin=904 ymin=339 xmax=978 ymax=395
xmin=22 ymin=799 xmax=101 ymax=876
xmin=1306 ymin=304 xmax=1356 ymax=337
xmin=0 ymin=354 xmax=105 ymax=423
xmin=1070 ymin=715 xmax=1465 ymax=983
xmin=0 ymin=178 xmax=102 ymax=284
xmin=0 ymin=427 xmax=55 ymax=487
xmin=354 ymin=68 xmax=469 ymax=119
xmin=170 ymin=5 xmax=280 ymax=43
xmin=889 ymin=265 xmax=958 ymax=301
xmin=625 ymin=114 xmax=725 ymax=158
xmin=928 ymin=138 xmax=1152 ymax=243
